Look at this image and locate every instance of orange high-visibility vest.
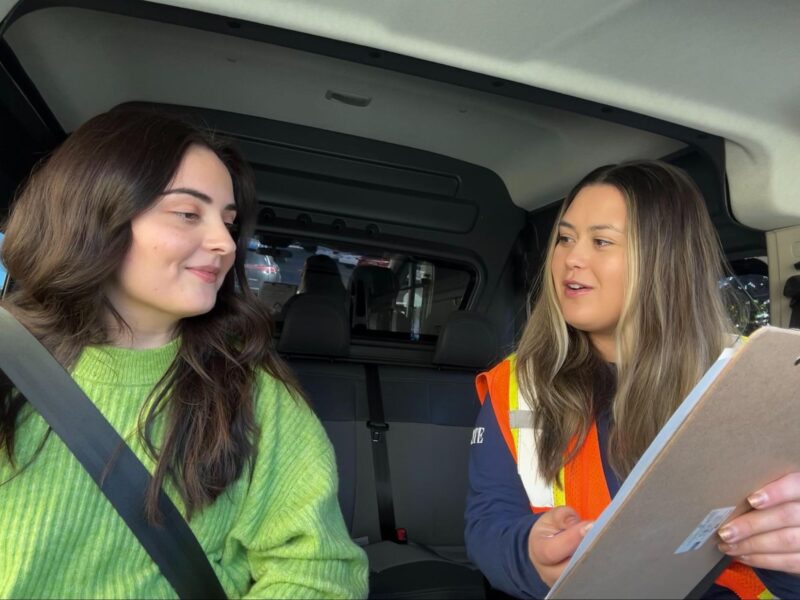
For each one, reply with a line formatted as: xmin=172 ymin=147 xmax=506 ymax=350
xmin=476 ymin=355 xmax=771 ymax=600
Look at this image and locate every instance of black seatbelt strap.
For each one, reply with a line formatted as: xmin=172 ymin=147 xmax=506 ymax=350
xmin=364 ymin=363 xmax=399 ymax=542
xmin=0 ymin=307 xmax=226 ymax=600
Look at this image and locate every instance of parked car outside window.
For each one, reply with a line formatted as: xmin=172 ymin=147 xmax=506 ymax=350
xmin=244 ymin=250 xmax=280 ymax=292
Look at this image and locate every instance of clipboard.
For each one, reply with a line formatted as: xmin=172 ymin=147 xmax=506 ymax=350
xmin=547 ymin=326 xmax=800 ymax=599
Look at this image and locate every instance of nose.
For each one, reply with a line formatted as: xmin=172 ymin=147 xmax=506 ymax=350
xmin=564 ymin=239 xmax=589 ymax=270
xmin=204 ymin=217 xmax=237 ymax=256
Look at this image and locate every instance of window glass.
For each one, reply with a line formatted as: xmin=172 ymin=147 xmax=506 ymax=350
xmin=720 ymin=257 xmax=770 ymax=335
xmin=720 ymin=274 xmax=770 ymax=335
xmin=258 ymin=238 xmax=474 ymax=342
xmin=243 ymin=250 xmax=280 ymax=293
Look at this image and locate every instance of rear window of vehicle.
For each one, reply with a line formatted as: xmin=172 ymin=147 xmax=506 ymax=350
xmin=257 ymin=239 xmax=474 ymax=342
xmin=721 ymin=257 xmax=770 ymax=335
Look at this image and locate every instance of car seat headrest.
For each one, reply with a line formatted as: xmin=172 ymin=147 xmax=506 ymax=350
xmin=278 ymin=294 xmax=350 ymax=357
xmin=432 ymin=311 xmax=499 ymax=369
xmin=299 ymin=254 xmax=346 ymax=295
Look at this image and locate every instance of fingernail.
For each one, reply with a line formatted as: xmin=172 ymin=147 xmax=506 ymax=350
xmin=718 ymin=527 xmax=736 ymax=542
xmin=717 ymin=542 xmax=736 ymax=553
xmin=580 ymin=523 xmax=594 ymax=536
xmin=748 ymin=492 xmax=767 ymax=508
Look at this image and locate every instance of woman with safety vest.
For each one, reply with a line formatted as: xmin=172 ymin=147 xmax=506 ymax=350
xmin=464 ymin=160 xmax=800 ymax=599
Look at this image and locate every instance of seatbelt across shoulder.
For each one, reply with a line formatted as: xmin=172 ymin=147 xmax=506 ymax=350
xmin=0 ymin=307 xmax=226 ymax=600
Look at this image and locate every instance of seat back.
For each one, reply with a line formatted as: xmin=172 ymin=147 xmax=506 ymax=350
xmin=278 ymin=304 xmax=499 ymax=592
xmin=290 ymin=360 xmax=378 ymax=540
xmin=379 ymin=311 xmax=500 ymax=557
xmin=278 ymin=294 xmax=377 ymax=537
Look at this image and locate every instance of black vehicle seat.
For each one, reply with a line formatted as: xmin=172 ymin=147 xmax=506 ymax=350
xmin=349 ymin=265 xmax=409 ymax=333
xmin=281 ymin=254 xmax=349 ymax=320
xmin=277 ymin=293 xmax=372 ymax=536
xmin=366 ymin=311 xmax=499 ymax=599
xmin=278 ymin=301 xmax=498 ymax=598
xmin=429 ymin=311 xmax=500 ymax=371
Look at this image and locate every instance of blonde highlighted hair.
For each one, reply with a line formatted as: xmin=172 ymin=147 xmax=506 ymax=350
xmin=516 ymin=160 xmax=732 ymax=480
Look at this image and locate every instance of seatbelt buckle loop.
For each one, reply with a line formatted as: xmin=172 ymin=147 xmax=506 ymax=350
xmin=367 ymin=420 xmax=389 ymax=442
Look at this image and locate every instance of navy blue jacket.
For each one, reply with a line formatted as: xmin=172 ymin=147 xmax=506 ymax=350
xmin=464 ymin=396 xmax=800 ymax=599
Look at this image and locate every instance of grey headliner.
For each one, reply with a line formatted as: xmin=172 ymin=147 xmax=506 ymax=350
xmin=6 ymin=6 xmax=682 ymax=214
xmin=4 ymin=0 xmax=799 ymax=230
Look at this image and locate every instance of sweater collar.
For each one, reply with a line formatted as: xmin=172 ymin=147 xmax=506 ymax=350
xmin=72 ymin=338 xmax=180 ymax=386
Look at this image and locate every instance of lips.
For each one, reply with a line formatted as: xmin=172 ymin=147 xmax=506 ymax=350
xmin=187 ymin=266 xmax=220 ymax=284
xmin=563 ymin=279 xmax=593 ymax=297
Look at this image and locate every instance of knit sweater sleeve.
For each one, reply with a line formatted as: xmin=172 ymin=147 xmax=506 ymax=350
xmin=231 ymin=373 xmax=368 ymax=599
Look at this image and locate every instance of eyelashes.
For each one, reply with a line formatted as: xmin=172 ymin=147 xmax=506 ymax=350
xmin=174 ymin=212 xmax=238 ymax=233
xmin=176 ymin=211 xmax=200 ymax=222
xmin=555 ymin=234 xmax=613 ymax=248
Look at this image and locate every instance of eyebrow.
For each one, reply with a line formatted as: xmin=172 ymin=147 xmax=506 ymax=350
xmin=558 ymin=220 xmax=624 ymax=234
xmin=162 ymin=187 xmax=237 ymax=212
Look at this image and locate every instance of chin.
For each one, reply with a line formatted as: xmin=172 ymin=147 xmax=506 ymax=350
xmin=563 ymin=316 xmax=600 ymax=334
xmin=178 ymin=301 xmax=218 ymax=319
xmin=561 ymin=310 xmax=590 ymax=328
xmin=565 ymin=322 xmax=591 ymax=334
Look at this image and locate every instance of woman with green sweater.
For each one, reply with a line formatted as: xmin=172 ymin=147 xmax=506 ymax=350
xmin=0 ymin=107 xmax=368 ymax=599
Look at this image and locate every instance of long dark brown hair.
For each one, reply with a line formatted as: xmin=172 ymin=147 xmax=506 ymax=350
xmin=516 ymin=160 xmax=731 ymax=481
xmin=1 ymin=106 xmax=303 ymax=520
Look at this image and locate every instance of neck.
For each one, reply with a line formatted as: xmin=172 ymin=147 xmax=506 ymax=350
xmin=109 ymin=328 xmax=175 ymax=350
xmin=589 ymin=332 xmax=617 ymax=363
xmin=105 ymin=311 xmax=177 ymax=350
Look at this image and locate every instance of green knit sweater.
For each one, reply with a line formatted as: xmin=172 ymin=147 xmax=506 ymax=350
xmin=0 ymin=340 xmax=368 ymax=599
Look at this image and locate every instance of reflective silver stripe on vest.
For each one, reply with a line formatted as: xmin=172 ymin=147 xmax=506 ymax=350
xmin=509 ymin=409 xmax=535 ymax=429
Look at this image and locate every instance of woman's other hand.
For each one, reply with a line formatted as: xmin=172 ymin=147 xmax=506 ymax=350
xmin=528 ymin=505 xmax=593 ymax=587
xmin=718 ymin=472 xmax=800 ymax=574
